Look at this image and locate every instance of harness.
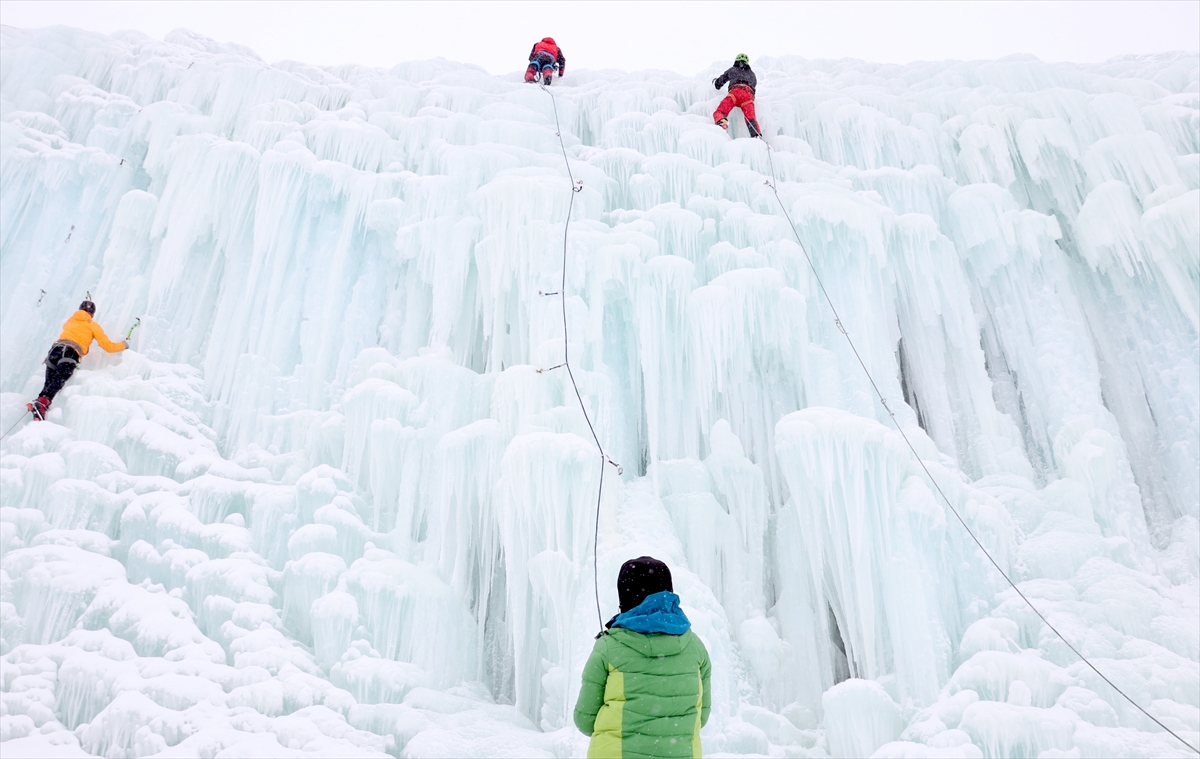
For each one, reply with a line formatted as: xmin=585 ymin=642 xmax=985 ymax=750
xmin=531 ymin=51 xmax=556 ymax=69
xmin=47 ymin=340 xmax=82 ymax=368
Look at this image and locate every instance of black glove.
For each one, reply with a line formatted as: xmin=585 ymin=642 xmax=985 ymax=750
xmin=559 ymin=67 xmax=565 ymax=77
xmin=712 ymin=78 xmax=720 ymax=89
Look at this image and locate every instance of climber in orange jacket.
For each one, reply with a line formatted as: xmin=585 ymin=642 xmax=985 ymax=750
xmin=28 ymin=299 xmax=126 ymax=420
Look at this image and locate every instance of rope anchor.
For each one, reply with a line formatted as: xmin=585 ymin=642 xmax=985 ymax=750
xmin=879 ymin=397 xmax=897 ymax=419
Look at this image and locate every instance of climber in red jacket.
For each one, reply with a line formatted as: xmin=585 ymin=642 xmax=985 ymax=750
xmin=525 ymin=37 xmax=566 ymax=85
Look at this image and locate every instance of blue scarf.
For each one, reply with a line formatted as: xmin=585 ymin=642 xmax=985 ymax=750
xmin=607 ymin=591 xmax=691 ymax=635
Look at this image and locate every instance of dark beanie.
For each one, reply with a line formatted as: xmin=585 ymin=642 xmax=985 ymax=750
xmin=617 ymin=556 xmax=673 ymax=612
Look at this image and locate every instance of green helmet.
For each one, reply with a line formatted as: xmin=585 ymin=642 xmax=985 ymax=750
xmin=735 ymin=53 xmax=749 ymax=64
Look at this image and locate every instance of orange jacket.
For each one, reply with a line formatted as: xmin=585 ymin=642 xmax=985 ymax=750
xmin=57 ymin=310 xmax=126 ymax=356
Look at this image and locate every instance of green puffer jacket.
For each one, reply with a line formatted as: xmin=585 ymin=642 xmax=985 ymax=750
xmin=573 ymin=627 xmax=712 ymax=759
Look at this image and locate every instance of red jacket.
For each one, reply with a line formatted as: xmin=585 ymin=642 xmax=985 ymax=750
xmin=529 ymin=37 xmax=566 ymax=71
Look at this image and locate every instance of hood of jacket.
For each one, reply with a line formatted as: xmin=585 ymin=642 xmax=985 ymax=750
xmin=607 ymin=590 xmax=691 ymax=642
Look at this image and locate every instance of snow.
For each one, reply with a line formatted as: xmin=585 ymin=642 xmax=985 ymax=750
xmin=1 ymin=23 xmax=1198 ymax=758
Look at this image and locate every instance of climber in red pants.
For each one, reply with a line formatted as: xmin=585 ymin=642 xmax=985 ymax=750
xmin=713 ymin=54 xmax=761 ymax=137
xmin=525 ymin=37 xmax=565 ymax=85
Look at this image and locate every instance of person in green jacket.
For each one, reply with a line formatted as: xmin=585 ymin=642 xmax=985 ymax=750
xmin=574 ymin=556 xmax=712 ymax=759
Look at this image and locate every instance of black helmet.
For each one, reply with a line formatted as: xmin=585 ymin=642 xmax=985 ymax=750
xmin=79 ymin=300 xmax=95 ymax=315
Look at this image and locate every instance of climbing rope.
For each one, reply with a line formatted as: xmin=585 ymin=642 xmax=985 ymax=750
xmin=538 ymin=80 xmax=623 ymax=632
xmin=760 ymin=139 xmax=1198 ymax=754
xmin=0 ymin=410 xmax=31 ymax=441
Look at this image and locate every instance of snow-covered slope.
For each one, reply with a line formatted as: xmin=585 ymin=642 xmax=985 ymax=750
xmin=1 ymin=24 xmax=1197 ymax=758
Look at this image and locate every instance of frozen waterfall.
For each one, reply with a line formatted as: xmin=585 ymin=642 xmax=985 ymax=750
xmin=1 ymin=24 xmax=1198 ymax=758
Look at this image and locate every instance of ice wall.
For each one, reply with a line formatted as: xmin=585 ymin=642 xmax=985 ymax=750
xmin=1 ymin=25 xmax=1197 ymax=758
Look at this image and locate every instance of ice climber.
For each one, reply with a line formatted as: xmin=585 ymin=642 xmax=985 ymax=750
xmin=574 ymin=556 xmax=712 ymax=759
xmin=713 ymin=54 xmax=761 ymax=137
xmin=27 ymin=299 xmax=127 ymax=420
xmin=525 ymin=37 xmax=565 ymax=85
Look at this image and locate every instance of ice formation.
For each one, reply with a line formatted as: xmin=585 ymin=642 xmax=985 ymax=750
xmin=1 ymin=24 xmax=1198 ymax=758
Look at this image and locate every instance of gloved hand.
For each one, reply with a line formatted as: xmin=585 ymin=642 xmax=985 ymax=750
xmin=122 ymin=341 xmax=129 ymax=350
xmin=713 ymin=77 xmax=720 ymax=89
xmin=558 ymin=67 xmax=564 ymax=77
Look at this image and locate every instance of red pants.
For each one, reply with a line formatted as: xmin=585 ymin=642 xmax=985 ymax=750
xmin=525 ymin=63 xmax=553 ymax=82
xmin=525 ymin=54 xmax=555 ymax=82
xmin=714 ymin=85 xmax=756 ymax=124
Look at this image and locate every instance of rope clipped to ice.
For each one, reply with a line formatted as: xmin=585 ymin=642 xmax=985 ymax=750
xmin=537 ymin=80 xmax=624 ymax=632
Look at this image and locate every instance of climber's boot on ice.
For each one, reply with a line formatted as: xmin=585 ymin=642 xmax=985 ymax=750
xmin=27 ymin=396 xmax=49 ymax=421
xmin=716 ymin=118 xmax=729 ymax=130
xmin=746 ymin=118 xmax=761 ymax=138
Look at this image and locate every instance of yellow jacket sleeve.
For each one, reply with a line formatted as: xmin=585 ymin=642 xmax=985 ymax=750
xmin=90 ymin=321 xmax=126 ymax=353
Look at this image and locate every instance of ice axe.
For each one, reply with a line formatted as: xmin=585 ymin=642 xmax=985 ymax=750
xmin=125 ymin=317 xmax=141 ymax=341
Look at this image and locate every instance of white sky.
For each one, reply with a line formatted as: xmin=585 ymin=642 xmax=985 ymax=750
xmin=1 ymin=0 xmax=1197 ymax=76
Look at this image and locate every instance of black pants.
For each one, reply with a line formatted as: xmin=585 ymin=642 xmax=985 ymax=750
xmin=39 ymin=345 xmax=79 ymax=402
